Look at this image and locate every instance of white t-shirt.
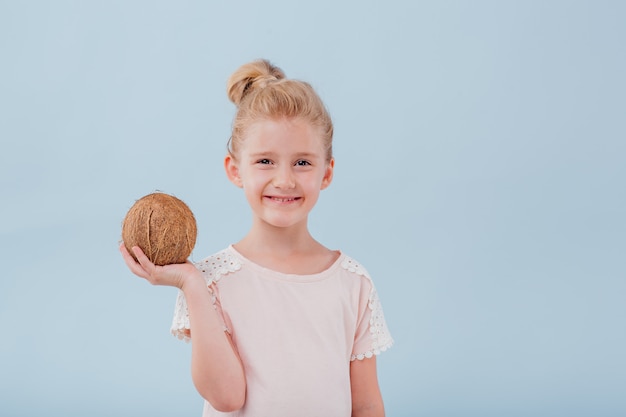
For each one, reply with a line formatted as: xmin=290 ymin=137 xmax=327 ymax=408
xmin=171 ymin=245 xmax=393 ymax=417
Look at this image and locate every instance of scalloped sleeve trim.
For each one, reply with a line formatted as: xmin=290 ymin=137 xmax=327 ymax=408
xmin=342 ymin=258 xmax=394 ymax=361
xmin=170 ymin=250 xmax=242 ymax=342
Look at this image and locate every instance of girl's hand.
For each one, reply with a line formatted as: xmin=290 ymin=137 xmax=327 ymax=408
xmin=119 ymin=243 xmax=201 ymax=290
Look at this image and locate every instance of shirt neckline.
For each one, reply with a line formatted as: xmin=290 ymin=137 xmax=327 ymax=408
xmin=227 ymin=244 xmax=344 ymax=282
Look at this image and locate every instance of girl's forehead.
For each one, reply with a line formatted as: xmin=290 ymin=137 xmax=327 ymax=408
xmin=242 ymin=118 xmax=325 ymax=152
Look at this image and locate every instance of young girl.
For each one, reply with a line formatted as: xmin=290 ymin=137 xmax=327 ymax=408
xmin=120 ymin=59 xmax=393 ymax=417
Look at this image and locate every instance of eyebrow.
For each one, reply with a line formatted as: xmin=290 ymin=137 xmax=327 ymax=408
xmin=248 ymin=152 xmax=274 ymax=158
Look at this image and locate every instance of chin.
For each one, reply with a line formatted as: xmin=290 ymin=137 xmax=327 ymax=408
xmin=263 ymin=216 xmax=306 ymax=229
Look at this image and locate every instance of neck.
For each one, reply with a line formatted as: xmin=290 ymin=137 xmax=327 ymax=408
xmin=233 ymin=219 xmax=337 ymax=275
xmin=237 ymin=218 xmax=319 ymax=256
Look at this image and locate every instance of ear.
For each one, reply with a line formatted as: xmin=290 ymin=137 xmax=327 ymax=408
xmin=224 ymin=154 xmax=243 ymax=188
xmin=320 ymin=158 xmax=334 ymax=190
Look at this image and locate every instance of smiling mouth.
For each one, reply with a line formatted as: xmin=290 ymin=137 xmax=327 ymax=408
xmin=267 ymin=196 xmax=300 ymax=203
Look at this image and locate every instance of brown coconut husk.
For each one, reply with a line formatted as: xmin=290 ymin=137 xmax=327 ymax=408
xmin=122 ymin=192 xmax=197 ymax=266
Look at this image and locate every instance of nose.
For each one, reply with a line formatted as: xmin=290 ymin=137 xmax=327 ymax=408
xmin=273 ymin=165 xmax=296 ymax=189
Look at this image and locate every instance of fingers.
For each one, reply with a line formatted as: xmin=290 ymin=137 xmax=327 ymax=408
xmin=120 ymin=242 xmax=196 ymax=289
xmin=131 ymin=245 xmax=156 ymax=273
xmin=119 ymin=243 xmax=150 ymax=279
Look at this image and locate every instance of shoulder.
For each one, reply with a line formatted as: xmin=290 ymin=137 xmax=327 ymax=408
xmin=337 ymin=254 xmax=378 ymax=293
xmin=194 ymin=247 xmax=242 ymax=284
xmin=339 ymin=255 xmax=372 ymax=280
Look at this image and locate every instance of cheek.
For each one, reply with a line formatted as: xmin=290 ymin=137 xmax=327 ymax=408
xmin=242 ymin=171 xmax=267 ymax=193
xmin=302 ymin=173 xmax=326 ymax=191
xmin=242 ymin=181 xmax=264 ymax=206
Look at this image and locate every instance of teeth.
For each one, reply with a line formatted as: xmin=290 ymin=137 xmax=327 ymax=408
xmin=272 ymin=197 xmax=296 ymax=202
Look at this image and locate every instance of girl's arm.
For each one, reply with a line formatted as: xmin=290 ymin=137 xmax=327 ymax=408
xmin=350 ymin=356 xmax=385 ymax=417
xmin=120 ymin=244 xmax=246 ymax=412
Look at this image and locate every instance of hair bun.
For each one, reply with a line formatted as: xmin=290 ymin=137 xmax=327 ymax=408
xmin=227 ymin=59 xmax=285 ymax=106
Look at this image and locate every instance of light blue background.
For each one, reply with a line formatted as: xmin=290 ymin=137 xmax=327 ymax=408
xmin=1 ymin=1 xmax=624 ymax=416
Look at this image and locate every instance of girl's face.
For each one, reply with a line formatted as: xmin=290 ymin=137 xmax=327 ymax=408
xmin=225 ymin=117 xmax=334 ymax=231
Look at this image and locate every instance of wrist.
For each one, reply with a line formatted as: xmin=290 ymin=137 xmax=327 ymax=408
xmin=179 ymin=268 xmax=206 ymax=292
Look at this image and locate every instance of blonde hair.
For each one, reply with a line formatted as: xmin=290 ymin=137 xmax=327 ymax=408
xmin=226 ymin=59 xmax=333 ymax=161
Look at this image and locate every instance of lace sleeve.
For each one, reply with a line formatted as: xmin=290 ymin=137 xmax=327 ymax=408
xmin=170 ymin=250 xmax=241 ymax=341
xmin=343 ymin=257 xmax=394 ymax=361
xmin=351 ymin=284 xmax=394 ymax=360
xmin=171 ymin=289 xmax=191 ymax=341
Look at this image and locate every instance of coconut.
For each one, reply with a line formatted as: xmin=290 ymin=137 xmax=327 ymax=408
xmin=122 ymin=192 xmax=197 ymax=266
